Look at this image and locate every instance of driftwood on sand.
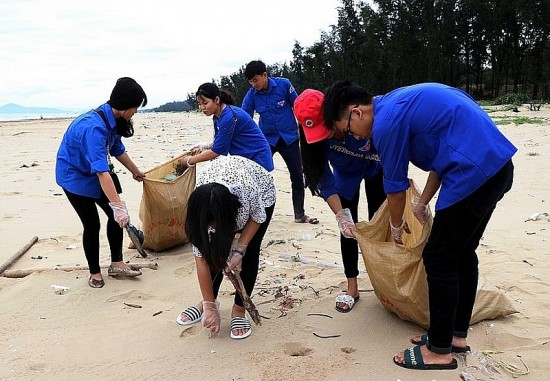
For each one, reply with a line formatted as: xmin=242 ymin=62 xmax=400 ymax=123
xmin=226 ymin=270 xmax=262 ymax=326
xmin=0 ymin=236 xmax=39 ymax=276
xmin=1 ymin=262 xmax=158 ymax=278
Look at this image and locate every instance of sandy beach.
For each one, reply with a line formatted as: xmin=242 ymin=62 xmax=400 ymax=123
xmin=1 ymin=106 xmax=549 ymax=381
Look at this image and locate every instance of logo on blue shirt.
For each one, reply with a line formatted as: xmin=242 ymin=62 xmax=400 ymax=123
xmin=359 ymin=140 xmax=371 ymax=152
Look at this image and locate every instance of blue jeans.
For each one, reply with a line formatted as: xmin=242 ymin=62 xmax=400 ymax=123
xmin=424 ymin=160 xmax=514 ymax=354
xmin=270 ymin=138 xmax=306 ymax=219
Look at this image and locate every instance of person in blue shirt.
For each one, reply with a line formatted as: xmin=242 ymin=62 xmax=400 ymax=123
xmin=242 ymin=60 xmax=318 ymax=224
xmin=323 ymin=80 xmax=516 ymax=371
xmin=183 ymin=82 xmax=273 ymax=172
xmin=293 ymin=89 xmax=385 ymax=313
xmin=56 ymin=77 xmax=148 ymax=288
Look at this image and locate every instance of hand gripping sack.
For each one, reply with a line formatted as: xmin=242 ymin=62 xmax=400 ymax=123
xmin=139 ymin=153 xmax=196 ymax=251
xmin=354 ymin=179 xmax=516 ymax=329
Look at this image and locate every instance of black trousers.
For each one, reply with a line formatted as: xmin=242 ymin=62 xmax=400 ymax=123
xmin=424 ymin=160 xmax=514 ymax=354
xmin=339 ymin=170 xmax=386 ymax=278
xmin=64 ymin=189 xmax=123 ymax=274
xmin=270 ymin=138 xmax=305 ymax=219
xmin=210 ymin=204 xmax=275 ymax=307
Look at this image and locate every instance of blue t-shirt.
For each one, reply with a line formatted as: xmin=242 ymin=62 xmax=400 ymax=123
xmin=317 ymin=137 xmax=382 ymax=201
xmin=241 ymin=77 xmax=299 ymax=146
xmin=372 ymin=83 xmax=517 ymax=210
xmin=55 ymin=103 xmax=124 ymax=198
xmin=210 ymin=105 xmax=274 ymax=171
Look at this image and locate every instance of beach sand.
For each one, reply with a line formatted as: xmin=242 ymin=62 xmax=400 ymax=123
xmin=0 ymin=106 xmax=549 ymax=380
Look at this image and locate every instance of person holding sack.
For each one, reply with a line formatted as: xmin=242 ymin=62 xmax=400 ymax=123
xmin=182 ymin=82 xmax=273 ymax=172
xmin=322 ymin=80 xmax=516 ymax=371
xmin=55 ymin=77 xmax=148 ymax=288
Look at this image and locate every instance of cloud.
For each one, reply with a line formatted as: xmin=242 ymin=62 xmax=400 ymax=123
xmin=0 ymin=0 xmax=340 ymax=109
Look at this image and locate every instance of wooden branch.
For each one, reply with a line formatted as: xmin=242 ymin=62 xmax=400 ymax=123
xmin=226 ymin=270 xmax=262 ymax=326
xmin=0 ymin=236 xmax=39 ymax=276
xmin=1 ymin=262 xmax=158 ymax=278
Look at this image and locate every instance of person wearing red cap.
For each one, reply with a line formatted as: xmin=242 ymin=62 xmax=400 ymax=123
xmin=56 ymin=77 xmax=148 ymax=288
xmin=293 ymin=89 xmax=385 ymax=313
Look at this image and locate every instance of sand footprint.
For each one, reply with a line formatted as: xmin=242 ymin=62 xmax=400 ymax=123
xmin=283 ymin=342 xmax=313 ymax=357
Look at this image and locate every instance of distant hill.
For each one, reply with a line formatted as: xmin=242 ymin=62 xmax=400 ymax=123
xmin=0 ymin=103 xmax=65 ymax=114
xmin=150 ymin=101 xmax=192 ymax=112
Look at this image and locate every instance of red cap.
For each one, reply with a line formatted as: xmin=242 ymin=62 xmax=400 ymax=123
xmin=294 ymin=89 xmax=332 ymax=143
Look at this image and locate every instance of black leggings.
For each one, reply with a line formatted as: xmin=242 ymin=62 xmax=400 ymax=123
xmin=64 ymin=189 xmax=123 ymax=274
xmin=210 ymin=204 xmax=275 ymax=307
xmin=339 ymin=170 xmax=386 ymax=278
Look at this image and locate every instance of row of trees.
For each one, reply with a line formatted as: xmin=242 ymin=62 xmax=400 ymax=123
xmin=179 ymin=0 xmax=549 ymax=108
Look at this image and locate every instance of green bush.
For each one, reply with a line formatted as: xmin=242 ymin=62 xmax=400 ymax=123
xmin=493 ymin=93 xmax=531 ymax=106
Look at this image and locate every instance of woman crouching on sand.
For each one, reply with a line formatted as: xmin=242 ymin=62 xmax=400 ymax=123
xmin=177 ymin=155 xmax=275 ymax=339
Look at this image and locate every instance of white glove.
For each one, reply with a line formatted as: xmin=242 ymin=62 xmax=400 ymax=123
xmin=109 ymin=201 xmax=130 ymax=228
xmin=202 ymin=300 xmax=220 ymax=333
xmin=335 ymin=208 xmax=356 ymax=239
xmin=412 ymin=202 xmax=429 ymax=224
xmin=390 ymin=219 xmax=411 ymax=244
xmin=191 ymin=142 xmax=212 ymax=152
xmin=225 ymin=240 xmax=247 ymax=273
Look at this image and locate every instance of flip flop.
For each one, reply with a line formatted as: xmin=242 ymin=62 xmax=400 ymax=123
xmin=335 ymin=294 xmax=359 ymax=313
xmin=88 ymin=276 xmax=105 ymax=288
xmin=393 ymin=345 xmax=458 ymax=370
xmin=230 ymin=317 xmax=252 ymax=340
xmin=294 ymin=215 xmax=319 ymax=224
xmin=411 ymin=334 xmax=471 ymax=353
xmin=176 ymin=305 xmax=203 ymax=326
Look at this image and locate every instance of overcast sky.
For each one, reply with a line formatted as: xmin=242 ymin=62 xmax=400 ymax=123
xmin=0 ymin=0 xmax=342 ymax=110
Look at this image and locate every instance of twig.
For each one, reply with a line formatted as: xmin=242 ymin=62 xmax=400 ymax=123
xmin=226 ymin=270 xmax=262 ymax=326
xmin=313 ymin=332 xmax=341 ymax=339
xmin=2 ymin=262 xmax=158 ymax=278
xmin=0 ymin=236 xmax=39 ymax=276
xmin=308 ymin=286 xmax=320 ymax=297
xmin=307 ymin=313 xmax=333 ymax=318
xmin=123 ymin=303 xmax=142 ymax=308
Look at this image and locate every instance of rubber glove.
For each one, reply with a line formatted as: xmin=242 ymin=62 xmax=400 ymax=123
xmin=225 ymin=240 xmax=247 ymax=273
xmin=191 ymin=142 xmax=212 ymax=153
xmin=412 ymin=202 xmax=429 ymax=224
xmin=335 ymin=208 xmax=356 ymax=239
xmin=390 ymin=219 xmax=411 ymax=244
xmin=109 ymin=201 xmax=130 ymax=228
xmin=202 ymin=300 xmax=220 ymax=333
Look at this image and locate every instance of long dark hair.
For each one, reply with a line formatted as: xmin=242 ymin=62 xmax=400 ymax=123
xmin=299 ymin=125 xmax=326 ymax=197
xmin=185 ymin=183 xmax=242 ymax=271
